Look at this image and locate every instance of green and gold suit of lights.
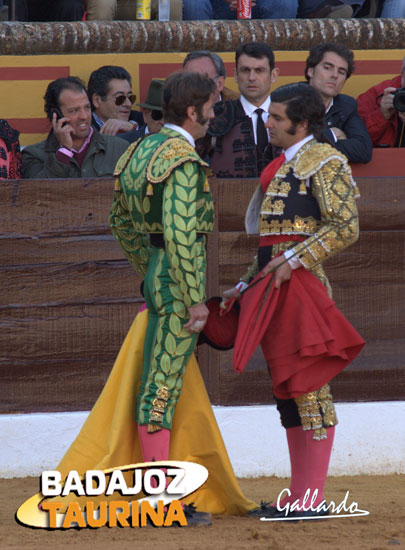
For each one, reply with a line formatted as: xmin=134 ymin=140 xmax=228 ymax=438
xmin=109 ymin=128 xmax=214 ymax=432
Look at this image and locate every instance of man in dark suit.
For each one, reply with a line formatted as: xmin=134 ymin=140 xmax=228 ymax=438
xmin=305 ymin=42 xmax=372 ymax=164
xmin=197 ymin=42 xmax=279 ymax=178
xmin=120 ymin=79 xmax=164 ymax=144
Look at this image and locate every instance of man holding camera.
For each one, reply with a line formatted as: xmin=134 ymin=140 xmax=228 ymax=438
xmin=357 ymin=57 xmax=405 ymax=148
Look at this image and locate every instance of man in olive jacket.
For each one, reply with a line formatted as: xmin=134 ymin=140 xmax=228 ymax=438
xmin=22 ymin=76 xmax=128 ymax=179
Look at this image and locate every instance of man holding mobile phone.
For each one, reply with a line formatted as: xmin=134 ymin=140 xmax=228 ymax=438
xmin=22 ymin=76 xmax=128 ymax=179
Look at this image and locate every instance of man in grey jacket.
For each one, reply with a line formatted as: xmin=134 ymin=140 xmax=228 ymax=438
xmin=22 ymin=76 xmax=128 ymax=179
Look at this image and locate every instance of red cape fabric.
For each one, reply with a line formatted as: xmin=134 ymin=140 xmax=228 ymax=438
xmin=233 ymin=268 xmax=365 ymax=399
xmin=260 ymin=152 xmax=286 ymax=191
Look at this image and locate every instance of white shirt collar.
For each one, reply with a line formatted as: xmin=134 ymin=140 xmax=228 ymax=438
xmin=325 ymin=97 xmax=334 ymax=114
xmin=284 ymin=134 xmax=314 ymax=162
xmin=92 ymin=112 xmax=104 ymax=128
xmin=240 ymin=95 xmax=271 ymax=117
xmin=164 ymin=123 xmax=195 ymax=147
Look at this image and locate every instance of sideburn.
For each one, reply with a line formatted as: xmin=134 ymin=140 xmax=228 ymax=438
xmin=196 ymin=106 xmax=209 ymax=127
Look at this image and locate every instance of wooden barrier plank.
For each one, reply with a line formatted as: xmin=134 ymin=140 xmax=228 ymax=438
xmin=0 ymin=235 xmax=125 ymax=266
xmin=0 ymin=360 xmax=118 ymax=413
xmin=0 ymin=261 xmax=141 ymax=307
xmin=0 ymin=302 xmax=139 ymax=363
xmin=0 ymin=178 xmax=115 ymax=237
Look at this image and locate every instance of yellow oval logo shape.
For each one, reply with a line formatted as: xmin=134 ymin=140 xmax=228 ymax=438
xmin=16 ymin=461 xmax=208 ymax=529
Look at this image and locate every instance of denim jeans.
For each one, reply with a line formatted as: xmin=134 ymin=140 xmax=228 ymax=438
xmin=381 ymin=0 xmax=405 ymax=18
xmin=297 ymin=0 xmax=364 ymax=17
xmin=183 ymin=0 xmax=298 ymax=20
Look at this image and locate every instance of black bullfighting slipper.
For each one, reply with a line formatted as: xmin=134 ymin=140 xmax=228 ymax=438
xmin=290 ymin=508 xmax=330 ymax=521
xmin=176 ymin=503 xmax=212 ymax=527
xmin=247 ymin=501 xmax=281 ymax=518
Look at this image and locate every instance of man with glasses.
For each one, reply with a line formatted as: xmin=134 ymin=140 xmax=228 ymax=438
xmin=22 ymin=76 xmax=128 ymax=179
xmin=87 ymin=65 xmax=144 ymax=137
xmin=120 ymin=79 xmax=165 ymax=144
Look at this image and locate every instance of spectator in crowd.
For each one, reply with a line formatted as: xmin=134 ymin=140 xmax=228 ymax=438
xmin=85 ymin=0 xmax=182 ymax=20
xmin=297 ymin=0 xmax=365 ymax=18
xmin=197 ymin=42 xmax=279 ymax=178
xmin=183 ymin=0 xmax=298 ymax=20
xmin=88 ymin=66 xmax=143 ymax=134
xmin=88 ymin=66 xmax=144 ymax=136
xmin=1 ymin=1 xmax=8 ymax=21
xmin=305 ymin=42 xmax=372 ymax=163
xmin=120 ymin=79 xmax=165 ymax=143
xmin=12 ymin=0 xmax=85 ymax=21
xmin=380 ymin=0 xmax=405 ymax=17
xmin=0 ymin=119 xmax=21 ymax=179
xmin=22 ymin=77 xmax=128 ymax=179
xmin=357 ymin=57 xmax=405 ymax=147
xmin=183 ymin=51 xmax=238 ymax=103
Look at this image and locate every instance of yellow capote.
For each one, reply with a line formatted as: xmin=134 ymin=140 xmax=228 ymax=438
xmin=57 ymin=310 xmax=257 ymax=515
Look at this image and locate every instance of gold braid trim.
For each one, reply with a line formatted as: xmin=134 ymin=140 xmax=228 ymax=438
xmin=113 ymin=138 xmax=144 ymax=178
xmin=148 ymin=387 xmax=171 ymax=433
xmin=292 ymin=140 xmax=360 ymax=198
xmin=294 ymin=384 xmax=338 ymax=440
xmin=146 ymin=137 xmax=210 ymax=184
xmin=147 ymin=424 xmax=162 ymax=433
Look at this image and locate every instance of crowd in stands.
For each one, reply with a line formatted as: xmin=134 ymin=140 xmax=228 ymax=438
xmin=1 ymin=0 xmax=404 ymax=21
xmin=1 ymin=42 xmax=404 ymax=180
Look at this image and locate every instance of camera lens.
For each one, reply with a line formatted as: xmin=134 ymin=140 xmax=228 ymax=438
xmin=393 ymin=88 xmax=405 ymax=112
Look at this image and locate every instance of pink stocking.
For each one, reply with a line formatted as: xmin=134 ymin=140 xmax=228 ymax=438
xmin=137 ymin=425 xmax=171 ymax=489
xmin=273 ymin=426 xmax=308 ymax=508
xmin=302 ymin=426 xmax=335 ymax=509
xmin=137 ymin=424 xmax=171 ymax=463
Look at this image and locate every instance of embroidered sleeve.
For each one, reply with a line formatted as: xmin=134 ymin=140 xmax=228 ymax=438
xmin=287 ymin=157 xmax=359 ymax=269
xmin=163 ymin=161 xmax=206 ymax=308
xmin=109 ymin=189 xmax=152 ymax=278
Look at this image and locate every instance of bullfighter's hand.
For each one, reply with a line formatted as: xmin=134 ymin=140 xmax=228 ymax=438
xmin=184 ymin=302 xmax=209 ymax=334
xmin=260 ymin=254 xmax=292 ymax=289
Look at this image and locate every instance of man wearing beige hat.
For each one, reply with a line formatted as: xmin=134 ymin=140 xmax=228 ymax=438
xmin=120 ymin=79 xmax=165 ymax=143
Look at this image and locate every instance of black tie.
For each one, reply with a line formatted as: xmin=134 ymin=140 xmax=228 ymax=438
xmin=255 ymin=108 xmax=268 ymax=153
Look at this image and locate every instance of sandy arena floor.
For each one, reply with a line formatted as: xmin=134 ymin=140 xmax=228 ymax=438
xmin=1 ymin=474 xmax=404 ymax=550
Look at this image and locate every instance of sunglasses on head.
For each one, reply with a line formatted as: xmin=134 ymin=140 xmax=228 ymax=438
xmin=114 ymin=94 xmax=136 ymax=106
xmin=151 ymin=109 xmax=163 ymax=121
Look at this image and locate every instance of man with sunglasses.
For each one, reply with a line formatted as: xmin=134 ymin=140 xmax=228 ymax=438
xmin=120 ymin=79 xmax=165 ymax=144
xmin=88 ymin=65 xmax=144 ymax=137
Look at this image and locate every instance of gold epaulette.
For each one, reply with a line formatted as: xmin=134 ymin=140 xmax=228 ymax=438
xmin=293 ymin=142 xmax=349 ymax=180
xmin=146 ymin=136 xmax=209 ymax=184
xmin=113 ymin=139 xmax=143 ymax=178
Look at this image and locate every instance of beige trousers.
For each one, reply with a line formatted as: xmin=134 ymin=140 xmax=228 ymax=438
xmin=86 ymin=0 xmax=183 ymax=20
